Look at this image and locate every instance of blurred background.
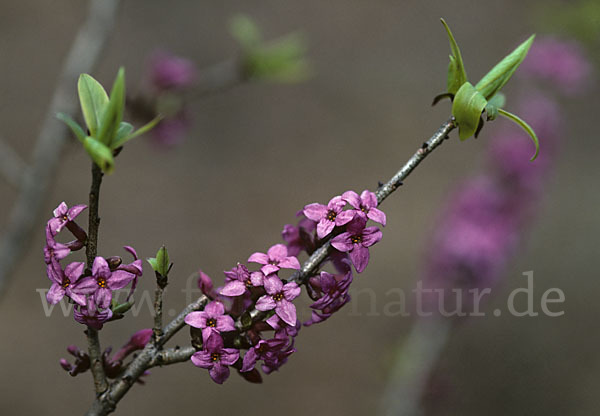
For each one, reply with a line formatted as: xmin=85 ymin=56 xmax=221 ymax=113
xmin=0 ymin=0 xmax=598 ymax=415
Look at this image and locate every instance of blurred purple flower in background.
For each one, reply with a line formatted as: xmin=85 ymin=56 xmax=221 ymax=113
xmin=520 ymin=36 xmax=592 ymax=95
xmin=149 ymin=50 xmax=197 ymax=91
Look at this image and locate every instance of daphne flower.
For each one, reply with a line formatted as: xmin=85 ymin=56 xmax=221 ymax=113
xmin=248 ymin=244 xmax=300 ymax=275
xmin=191 ymin=333 xmax=239 ymax=384
xmin=220 ymin=264 xmax=265 ymax=296
xmin=46 ymin=259 xmax=91 ymax=306
xmin=342 ymin=190 xmax=386 ymax=226
xmin=305 ymin=269 xmax=353 ymax=326
xmin=241 ymin=333 xmax=291 ymax=372
xmin=74 ymin=297 xmax=113 ymax=330
xmin=77 ymin=257 xmax=138 ymax=309
xmin=185 ymin=301 xmax=235 ymax=342
xmin=150 ymin=50 xmax=197 ymax=91
xmin=255 ymin=275 xmax=301 ymax=326
xmin=43 ymin=225 xmax=71 ymax=264
xmin=303 ymin=196 xmax=354 ymax=239
xmin=331 ymin=217 xmax=382 ymax=273
xmin=48 ymin=202 xmax=87 ymax=235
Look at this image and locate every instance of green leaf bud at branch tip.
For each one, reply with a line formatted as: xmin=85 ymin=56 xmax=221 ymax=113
xmin=440 ymin=18 xmax=467 ymax=95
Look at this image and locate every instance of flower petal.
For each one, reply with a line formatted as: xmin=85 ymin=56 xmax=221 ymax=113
xmin=275 ymin=300 xmax=297 ymax=326
xmin=220 ymin=348 xmax=240 ymax=366
xmin=303 ymin=203 xmax=327 ymax=221
xmin=190 ymin=351 xmax=213 ymax=369
xmin=260 ymin=264 xmax=280 ymax=275
xmin=263 ymin=275 xmax=283 ymax=294
xmin=316 ymin=219 xmax=335 ymax=239
xmin=53 ymin=202 xmax=68 ymax=218
xmin=331 ymin=233 xmax=353 ymax=252
xmin=360 ymin=190 xmax=378 ymax=209
xmin=209 ymin=364 xmax=230 ymax=384
xmin=350 ymin=245 xmax=370 ymax=273
xmin=367 ymin=208 xmax=387 ymax=226
xmin=248 ymin=252 xmax=269 ymax=265
xmin=64 ymin=262 xmax=85 ymax=282
xmin=205 ymin=301 xmax=225 ymax=317
xmin=184 ymin=311 xmax=206 ymax=328
xmin=278 ymin=256 xmax=301 ymax=270
xmin=92 ymin=257 xmax=110 ymax=278
xmin=335 ymin=210 xmax=355 ymax=226
xmin=342 ymin=190 xmax=361 ymax=209
xmin=283 ymin=282 xmax=301 ymax=301
xmin=216 ymin=314 xmax=235 ymax=332
xmin=107 ymin=270 xmax=135 ymax=290
xmin=220 ymin=280 xmax=247 ymax=296
xmin=362 ymin=227 xmax=383 ymax=247
xmin=327 ymin=195 xmax=346 ymax=212
xmin=67 ymin=204 xmax=87 ymax=220
xmin=46 ymin=284 xmax=65 ymax=305
xmin=241 ymin=348 xmax=258 ymax=372
xmin=267 ymin=244 xmax=288 ymax=261
xmin=255 ymin=295 xmax=276 ymax=311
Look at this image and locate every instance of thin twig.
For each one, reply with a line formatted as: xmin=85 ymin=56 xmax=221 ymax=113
xmin=85 ymin=117 xmax=456 ymax=415
xmin=152 ymin=285 xmax=164 ymax=343
xmin=0 ymin=137 xmax=29 ymax=188
xmin=0 ymin=0 xmax=120 ymax=298
xmin=85 ymin=162 xmax=108 ymax=395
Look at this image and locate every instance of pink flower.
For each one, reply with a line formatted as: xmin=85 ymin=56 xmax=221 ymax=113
xmin=303 ymin=196 xmax=354 ymax=239
xmin=255 ymin=275 xmax=301 ymax=326
xmin=185 ymin=301 xmax=235 ymax=342
xmin=48 ymin=202 xmax=87 ymax=236
xmin=248 ymin=244 xmax=300 ymax=275
xmin=342 ymin=190 xmax=386 ymax=226
xmin=77 ymin=257 xmax=138 ymax=309
xmin=46 ymin=259 xmax=91 ymax=306
xmin=331 ymin=217 xmax=382 ymax=273
xmin=190 ymin=333 xmax=239 ymax=384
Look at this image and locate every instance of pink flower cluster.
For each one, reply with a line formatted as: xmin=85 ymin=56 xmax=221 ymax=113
xmin=185 ymin=190 xmax=385 ymax=384
xmin=44 ymin=202 xmax=143 ymax=329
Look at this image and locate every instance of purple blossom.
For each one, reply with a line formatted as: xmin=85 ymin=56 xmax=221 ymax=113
xmin=248 ymin=244 xmax=301 ymax=275
xmin=74 ymin=297 xmax=113 ymax=330
xmin=46 ymin=259 xmax=92 ymax=306
xmin=48 ymin=202 xmax=87 ymax=236
xmin=117 ymin=246 xmax=143 ymax=301
xmin=190 ymin=333 xmax=239 ymax=384
xmin=304 ymin=269 xmax=353 ymax=326
xmin=342 ymin=190 xmax=386 ymax=226
xmin=282 ymin=213 xmax=317 ymax=256
xmin=520 ymin=37 xmax=592 ymax=95
xmin=255 ymin=275 xmax=301 ymax=326
xmin=112 ymin=329 xmax=153 ymax=362
xmin=43 ymin=225 xmax=71 ymax=264
xmin=151 ymin=113 xmax=190 ymax=147
xmin=184 ymin=301 xmax=235 ymax=342
xmin=77 ymin=257 xmax=138 ymax=309
xmin=198 ymin=270 xmax=216 ymax=298
xmin=331 ymin=217 xmax=382 ymax=273
xmin=241 ymin=333 xmax=291 ymax=372
xmin=149 ymin=51 xmax=197 ymax=91
xmin=220 ymin=263 xmax=264 ymax=296
xmin=303 ymin=195 xmax=354 ymax=239
xmin=266 ymin=314 xmax=300 ymax=337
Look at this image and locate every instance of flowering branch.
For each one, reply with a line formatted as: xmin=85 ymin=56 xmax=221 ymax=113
xmin=83 ymin=117 xmax=455 ymax=415
xmin=0 ymin=0 xmax=120 ymax=298
xmin=85 ymin=163 xmax=108 ymax=395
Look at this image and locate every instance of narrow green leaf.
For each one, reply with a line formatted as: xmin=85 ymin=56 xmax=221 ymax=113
xmin=111 ymin=116 xmax=163 ymax=149
xmin=113 ymin=122 xmax=134 ymax=147
xmin=498 ymin=108 xmax=540 ymax=161
xmin=146 ymin=257 xmax=158 ymax=271
xmin=77 ymin=74 xmax=109 ymax=136
xmin=452 ymin=82 xmax=488 ymax=141
xmin=56 ymin=112 xmax=86 ymax=143
xmin=83 ymin=136 xmax=115 ymax=173
xmin=97 ymin=68 xmax=126 ymax=146
xmin=441 ymin=18 xmax=468 ymax=95
xmin=155 ymin=246 xmax=170 ymax=277
xmin=112 ymin=300 xmax=135 ymax=315
xmin=484 ymin=92 xmax=506 ymax=121
xmin=230 ymin=15 xmax=261 ymax=50
xmin=476 ymin=35 xmax=535 ymax=100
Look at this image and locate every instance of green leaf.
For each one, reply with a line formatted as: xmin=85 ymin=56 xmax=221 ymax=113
xmin=484 ymin=92 xmax=506 ymax=121
xmin=77 ymin=74 xmax=109 ymax=136
xmin=498 ymin=108 xmax=540 ymax=161
xmin=146 ymin=257 xmax=158 ymax=271
xmin=155 ymin=246 xmax=170 ymax=276
xmin=452 ymin=82 xmax=488 ymax=141
xmin=97 ymin=67 xmax=126 ymax=147
xmin=246 ymin=33 xmax=311 ymax=82
xmin=112 ymin=300 xmax=135 ymax=315
xmin=475 ymin=35 xmax=535 ymax=100
xmin=83 ymin=136 xmax=115 ymax=173
xmin=148 ymin=246 xmax=170 ymax=276
xmin=111 ymin=116 xmax=163 ymax=149
xmin=441 ymin=18 xmax=468 ymax=95
xmin=56 ymin=112 xmax=86 ymax=143
xmin=230 ymin=14 xmax=261 ymax=50
xmin=113 ymin=122 xmax=134 ymax=147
